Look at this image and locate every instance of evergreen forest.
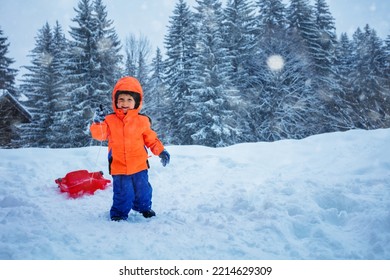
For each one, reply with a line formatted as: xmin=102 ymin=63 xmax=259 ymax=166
xmin=1 ymin=0 xmax=390 ymax=148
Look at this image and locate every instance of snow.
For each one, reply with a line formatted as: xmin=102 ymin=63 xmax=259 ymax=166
xmin=0 ymin=128 xmax=389 ymax=260
xmin=267 ymin=54 xmax=285 ymax=72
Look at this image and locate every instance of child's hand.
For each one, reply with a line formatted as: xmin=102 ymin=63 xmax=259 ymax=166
xmin=93 ymin=105 xmax=106 ymax=123
xmin=159 ymin=150 xmax=170 ymax=167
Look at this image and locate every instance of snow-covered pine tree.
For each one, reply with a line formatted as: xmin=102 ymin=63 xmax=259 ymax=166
xmin=143 ymin=47 xmax=167 ymax=139
xmin=18 ymin=23 xmax=59 ymax=147
xmin=286 ymin=0 xmax=321 ymax=74
xmin=0 ymin=27 xmax=19 ymax=147
xmin=0 ymin=27 xmax=18 ymax=95
xmin=247 ymin=0 xmax=328 ymax=141
xmin=66 ymin=0 xmax=97 ymax=147
xmin=256 ymin=51 xmax=321 ymax=141
xmin=350 ymin=25 xmax=388 ymax=129
xmin=256 ymin=0 xmax=287 ymax=33
xmin=220 ymin=0 xmax=259 ymax=143
xmin=248 ymin=0 xmax=289 ymax=141
xmin=185 ymin=0 xmax=238 ymax=147
xmin=335 ymin=33 xmax=353 ymax=91
xmin=332 ymin=32 xmax=357 ymax=130
xmin=285 ymin=0 xmax=333 ymax=137
xmin=223 ymin=0 xmax=257 ymax=92
xmin=313 ymin=0 xmax=337 ymax=78
xmin=250 ymin=26 xmax=321 ymax=141
xmin=136 ymin=50 xmax=150 ymax=93
xmin=49 ymin=22 xmax=72 ymax=147
xmin=66 ymin=0 xmax=121 ymax=147
xmin=312 ymin=0 xmax=344 ymax=133
xmin=124 ymin=35 xmax=138 ymax=77
xmin=163 ymin=0 xmax=197 ymax=145
xmin=385 ymin=34 xmax=390 ymax=97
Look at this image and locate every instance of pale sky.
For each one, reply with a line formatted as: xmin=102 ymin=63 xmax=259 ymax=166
xmin=0 ymin=0 xmax=389 ymax=82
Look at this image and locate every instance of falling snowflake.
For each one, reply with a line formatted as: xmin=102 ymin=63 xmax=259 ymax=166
xmin=97 ymin=37 xmax=113 ymax=52
xmin=39 ymin=52 xmax=53 ymax=67
xmin=266 ymin=54 xmax=285 ymax=72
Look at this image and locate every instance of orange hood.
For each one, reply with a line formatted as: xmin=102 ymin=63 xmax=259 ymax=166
xmin=111 ymin=76 xmax=143 ymax=116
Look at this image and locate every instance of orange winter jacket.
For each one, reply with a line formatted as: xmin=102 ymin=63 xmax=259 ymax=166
xmin=90 ymin=76 xmax=165 ymax=175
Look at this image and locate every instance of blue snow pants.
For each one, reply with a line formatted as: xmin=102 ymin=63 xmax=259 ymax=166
xmin=110 ymin=170 xmax=153 ymax=220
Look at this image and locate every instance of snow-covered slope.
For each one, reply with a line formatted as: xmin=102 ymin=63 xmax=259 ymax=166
xmin=0 ymin=129 xmax=389 ymax=259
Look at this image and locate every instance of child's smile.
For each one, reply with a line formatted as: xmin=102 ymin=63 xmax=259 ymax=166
xmin=117 ymin=94 xmax=136 ymax=114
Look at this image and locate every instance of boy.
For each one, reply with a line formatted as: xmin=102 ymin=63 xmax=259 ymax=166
xmin=90 ymin=76 xmax=170 ymax=221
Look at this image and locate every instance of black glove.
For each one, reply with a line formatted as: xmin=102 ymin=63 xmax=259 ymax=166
xmin=159 ymin=150 xmax=170 ymax=167
xmin=93 ymin=105 xmax=106 ymax=123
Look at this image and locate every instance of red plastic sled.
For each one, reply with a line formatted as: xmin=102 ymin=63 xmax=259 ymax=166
xmin=55 ymin=170 xmax=111 ymax=198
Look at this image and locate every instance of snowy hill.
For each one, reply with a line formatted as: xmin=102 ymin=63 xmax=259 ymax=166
xmin=0 ymin=128 xmax=389 ymax=260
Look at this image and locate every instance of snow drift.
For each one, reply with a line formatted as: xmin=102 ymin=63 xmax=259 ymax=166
xmin=0 ymin=128 xmax=389 ymax=260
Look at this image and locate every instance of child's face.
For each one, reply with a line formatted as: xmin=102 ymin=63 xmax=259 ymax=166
xmin=117 ymin=93 xmax=135 ymax=114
